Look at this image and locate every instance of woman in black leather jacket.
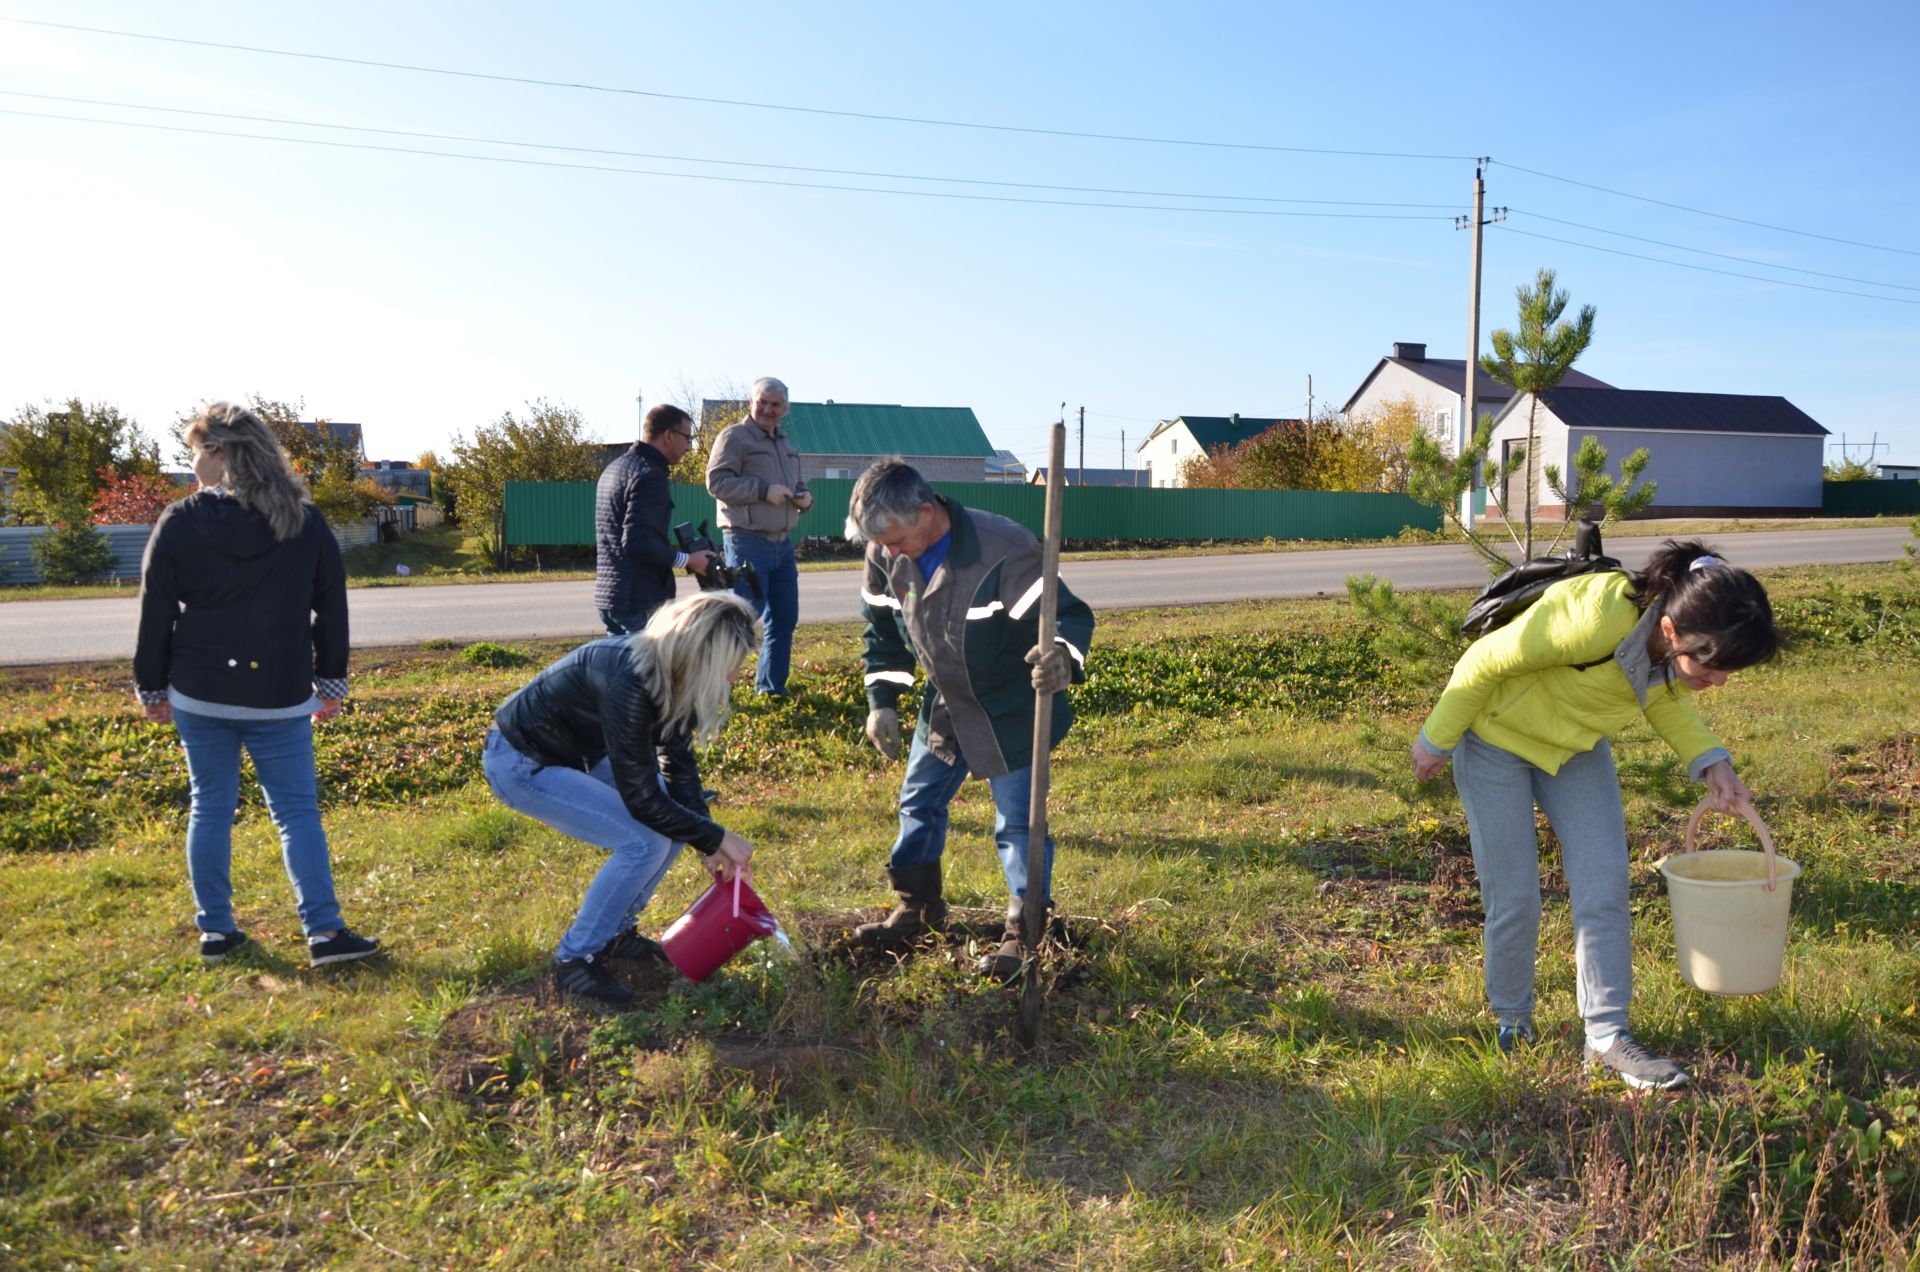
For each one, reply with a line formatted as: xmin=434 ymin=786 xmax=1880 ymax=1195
xmin=484 ymin=590 xmax=761 ymax=1005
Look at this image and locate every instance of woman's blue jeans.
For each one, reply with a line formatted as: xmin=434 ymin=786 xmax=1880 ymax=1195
xmin=721 ymin=530 xmax=799 ymax=695
xmin=889 ymin=731 xmax=1052 ymax=905
xmin=173 ymin=708 xmax=343 ymax=938
xmin=483 ymin=728 xmax=684 ymax=962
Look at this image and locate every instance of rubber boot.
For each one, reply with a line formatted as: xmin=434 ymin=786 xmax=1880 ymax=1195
xmin=979 ymin=899 xmax=1033 ymax=985
xmin=853 ymin=861 xmax=947 ymax=951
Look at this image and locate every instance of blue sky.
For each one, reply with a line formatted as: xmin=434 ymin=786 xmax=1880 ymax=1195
xmin=3 ymin=2 xmax=1916 ymax=475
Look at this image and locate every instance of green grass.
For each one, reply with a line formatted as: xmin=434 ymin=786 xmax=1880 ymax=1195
xmin=2 ymin=564 xmax=1918 ymax=1266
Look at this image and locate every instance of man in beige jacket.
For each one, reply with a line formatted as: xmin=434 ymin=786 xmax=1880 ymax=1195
xmin=704 ymin=376 xmax=812 ymax=695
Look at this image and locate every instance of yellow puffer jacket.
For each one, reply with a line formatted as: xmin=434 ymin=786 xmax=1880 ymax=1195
xmin=1420 ymin=571 xmax=1722 ymax=776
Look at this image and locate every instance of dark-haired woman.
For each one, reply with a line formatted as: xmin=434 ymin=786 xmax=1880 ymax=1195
xmin=134 ymin=402 xmax=379 ymax=968
xmin=484 ymin=590 xmax=761 ymax=1006
xmin=1411 ymin=539 xmax=1779 ymax=1089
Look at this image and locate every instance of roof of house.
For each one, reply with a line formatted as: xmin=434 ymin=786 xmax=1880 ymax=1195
xmin=1144 ymin=415 xmax=1301 ymax=452
xmin=1030 ymin=466 xmax=1148 ymax=487
xmin=300 ymin=420 xmax=365 ymax=454
xmin=1532 ymin=388 xmax=1829 ymax=437
xmin=779 ymin=402 xmax=995 ymax=458
xmin=1340 ymin=357 xmax=1614 ymax=413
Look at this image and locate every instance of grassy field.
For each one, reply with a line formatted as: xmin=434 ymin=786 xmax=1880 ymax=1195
xmin=2 ymin=562 xmax=1918 ymax=1267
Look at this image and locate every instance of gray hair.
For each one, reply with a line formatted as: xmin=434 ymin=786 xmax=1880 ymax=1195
xmin=750 ymin=377 xmax=789 ymax=402
xmin=845 ymin=457 xmax=935 ymax=542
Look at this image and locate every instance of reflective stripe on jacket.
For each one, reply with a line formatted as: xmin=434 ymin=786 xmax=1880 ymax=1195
xmin=859 ymin=498 xmax=1094 ymax=777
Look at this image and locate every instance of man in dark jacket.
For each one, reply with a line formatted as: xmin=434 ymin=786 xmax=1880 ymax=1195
xmin=594 ymin=404 xmax=712 ymax=634
xmin=847 ymin=459 xmax=1095 ymax=981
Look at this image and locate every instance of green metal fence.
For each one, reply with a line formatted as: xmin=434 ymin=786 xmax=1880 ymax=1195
xmin=503 ymin=479 xmax=1440 ymax=547
xmin=1822 ymin=480 xmax=1920 ymax=517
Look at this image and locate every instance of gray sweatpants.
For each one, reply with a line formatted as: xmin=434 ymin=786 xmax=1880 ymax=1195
xmin=1453 ymin=729 xmax=1631 ymax=1042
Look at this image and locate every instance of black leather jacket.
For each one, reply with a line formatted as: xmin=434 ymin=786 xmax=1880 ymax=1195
xmin=492 ymin=638 xmax=724 ymax=853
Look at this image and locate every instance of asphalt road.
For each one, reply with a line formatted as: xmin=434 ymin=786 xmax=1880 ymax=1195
xmin=2 ymin=525 xmax=1910 ymax=668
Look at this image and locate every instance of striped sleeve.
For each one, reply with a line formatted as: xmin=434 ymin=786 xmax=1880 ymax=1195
xmin=859 ymin=551 xmax=917 ymax=709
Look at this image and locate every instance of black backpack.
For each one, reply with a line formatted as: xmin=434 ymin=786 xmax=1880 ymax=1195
xmin=1460 ymin=520 xmax=1630 ymax=638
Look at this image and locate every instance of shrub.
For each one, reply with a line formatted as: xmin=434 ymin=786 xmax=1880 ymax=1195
xmin=458 ymin=642 xmax=532 ymax=669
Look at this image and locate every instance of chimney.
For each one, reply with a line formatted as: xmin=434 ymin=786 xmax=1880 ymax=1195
xmin=1230 ymin=412 xmax=1242 ymax=431
xmin=1392 ymin=342 xmax=1426 ymax=361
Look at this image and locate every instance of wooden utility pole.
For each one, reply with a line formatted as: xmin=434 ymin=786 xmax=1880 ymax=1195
xmin=1077 ymin=405 xmax=1085 ymax=486
xmin=1456 ymin=161 xmax=1507 ymax=529
xmin=1306 ymin=374 xmax=1313 ymax=424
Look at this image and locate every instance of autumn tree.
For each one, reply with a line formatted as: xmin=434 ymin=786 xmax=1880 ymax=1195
xmin=0 ymin=399 xmax=161 ymax=525
xmin=444 ymin=399 xmax=603 ymax=562
xmin=90 ymin=467 xmax=179 ymax=524
xmin=1176 ymin=442 xmax=1245 ymax=489
xmin=669 ymin=374 xmax=756 ymax=485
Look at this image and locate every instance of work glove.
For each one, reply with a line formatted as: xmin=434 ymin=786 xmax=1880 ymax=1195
xmin=766 ymin=484 xmax=793 ymax=507
xmin=865 ymin=707 xmax=902 ymax=761
xmin=1027 ymin=642 xmax=1072 ymax=695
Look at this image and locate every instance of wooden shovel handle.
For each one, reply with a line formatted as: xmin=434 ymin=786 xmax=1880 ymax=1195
xmin=1684 ymin=797 xmax=1780 ymax=891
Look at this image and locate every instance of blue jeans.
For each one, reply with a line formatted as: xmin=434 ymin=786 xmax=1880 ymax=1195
xmin=1454 ymin=730 xmax=1632 ymax=1045
xmin=889 ymin=731 xmax=1052 ymax=905
xmin=722 ymin=531 xmax=798 ymax=695
xmin=600 ymin=607 xmax=647 ymax=636
xmin=172 ymin=709 xmax=343 ymax=938
xmin=482 ymin=728 xmax=685 ymax=962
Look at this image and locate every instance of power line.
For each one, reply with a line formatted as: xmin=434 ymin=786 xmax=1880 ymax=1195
xmin=0 ymin=90 xmax=1462 ymax=211
xmin=1493 ymin=224 xmax=1920 ymax=306
xmin=4 ymin=16 xmax=1478 ymax=162
xmin=1496 ymin=160 xmax=1920 ymax=259
xmin=0 ymin=107 xmax=1460 ymax=220
xmin=1512 ymin=208 xmax=1920 ymax=293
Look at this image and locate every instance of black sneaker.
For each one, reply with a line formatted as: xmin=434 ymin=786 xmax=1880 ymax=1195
xmin=551 ymin=956 xmax=637 ymax=1007
xmin=1496 ymin=1021 xmax=1534 ymax=1056
xmin=308 ymin=929 xmax=381 ymax=967
xmin=200 ymin=931 xmax=249 ymax=964
xmin=1586 ymin=1034 xmax=1690 ymax=1090
xmin=599 ymin=927 xmax=670 ymax=964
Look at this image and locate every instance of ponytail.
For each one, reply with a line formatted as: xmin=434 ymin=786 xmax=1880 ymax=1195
xmin=1636 ymin=538 xmax=1780 ymax=672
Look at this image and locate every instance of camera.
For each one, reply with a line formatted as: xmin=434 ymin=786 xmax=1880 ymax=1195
xmin=673 ymin=519 xmax=764 ymax=604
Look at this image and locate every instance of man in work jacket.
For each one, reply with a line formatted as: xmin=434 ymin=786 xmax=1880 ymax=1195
xmin=847 ymin=458 xmax=1095 ymax=981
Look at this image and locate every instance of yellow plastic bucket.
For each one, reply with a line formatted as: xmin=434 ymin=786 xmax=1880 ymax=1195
xmin=1657 ymin=800 xmax=1801 ymax=996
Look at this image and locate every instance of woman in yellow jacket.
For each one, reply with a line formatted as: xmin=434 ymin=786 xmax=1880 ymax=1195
xmin=1411 ymin=539 xmax=1779 ymax=1089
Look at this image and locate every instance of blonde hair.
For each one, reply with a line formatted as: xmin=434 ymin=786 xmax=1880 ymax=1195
xmin=628 ymin=591 xmax=762 ymax=743
xmin=185 ymin=402 xmax=312 ymax=541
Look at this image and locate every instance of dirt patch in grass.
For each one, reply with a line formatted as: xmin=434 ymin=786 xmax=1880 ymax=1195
xmin=1294 ymin=825 xmax=1484 ymax=933
xmin=1831 ymin=732 xmax=1919 ymax=816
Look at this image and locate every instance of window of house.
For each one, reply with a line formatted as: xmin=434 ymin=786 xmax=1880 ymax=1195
xmin=825 ymin=467 xmax=853 ymax=479
xmin=1171 ymin=439 xmax=1178 ymax=454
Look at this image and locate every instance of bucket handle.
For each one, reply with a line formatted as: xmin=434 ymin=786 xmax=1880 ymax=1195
xmin=1684 ymin=797 xmax=1780 ymax=891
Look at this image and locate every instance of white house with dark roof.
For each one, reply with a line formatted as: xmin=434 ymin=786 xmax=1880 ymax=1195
xmin=1342 ymin=342 xmax=1614 ymax=452
xmin=1136 ymin=414 xmax=1302 ymax=488
xmin=1487 ymin=388 xmax=1830 ymax=518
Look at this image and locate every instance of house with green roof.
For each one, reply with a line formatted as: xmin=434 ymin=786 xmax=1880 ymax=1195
xmin=1136 ymin=414 xmax=1302 ymax=487
xmin=700 ymin=400 xmax=998 ymax=482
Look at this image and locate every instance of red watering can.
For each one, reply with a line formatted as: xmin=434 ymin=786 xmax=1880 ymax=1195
xmin=659 ymin=870 xmax=780 ymax=982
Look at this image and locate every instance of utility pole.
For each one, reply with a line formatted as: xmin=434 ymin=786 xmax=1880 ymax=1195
xmin=636 ymin=389 xmax=644 ymax=437
xmin=1455 ymin=160 xmax=1508 ymax=530
xmin=1077 ymin=405 xmax=1086 ymax=486
xmin=1306 ymin=374 xmax=1313 ymax=424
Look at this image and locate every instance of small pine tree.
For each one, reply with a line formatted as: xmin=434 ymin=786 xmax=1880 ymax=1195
xmin=32 ymin=500 xmax=115 ymax=585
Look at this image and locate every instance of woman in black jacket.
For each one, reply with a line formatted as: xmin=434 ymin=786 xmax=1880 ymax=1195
xmin=484 ymin=591 xmax=761 ymax=1005
xmin=134 ymin=402 xmax=379 ymax=968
